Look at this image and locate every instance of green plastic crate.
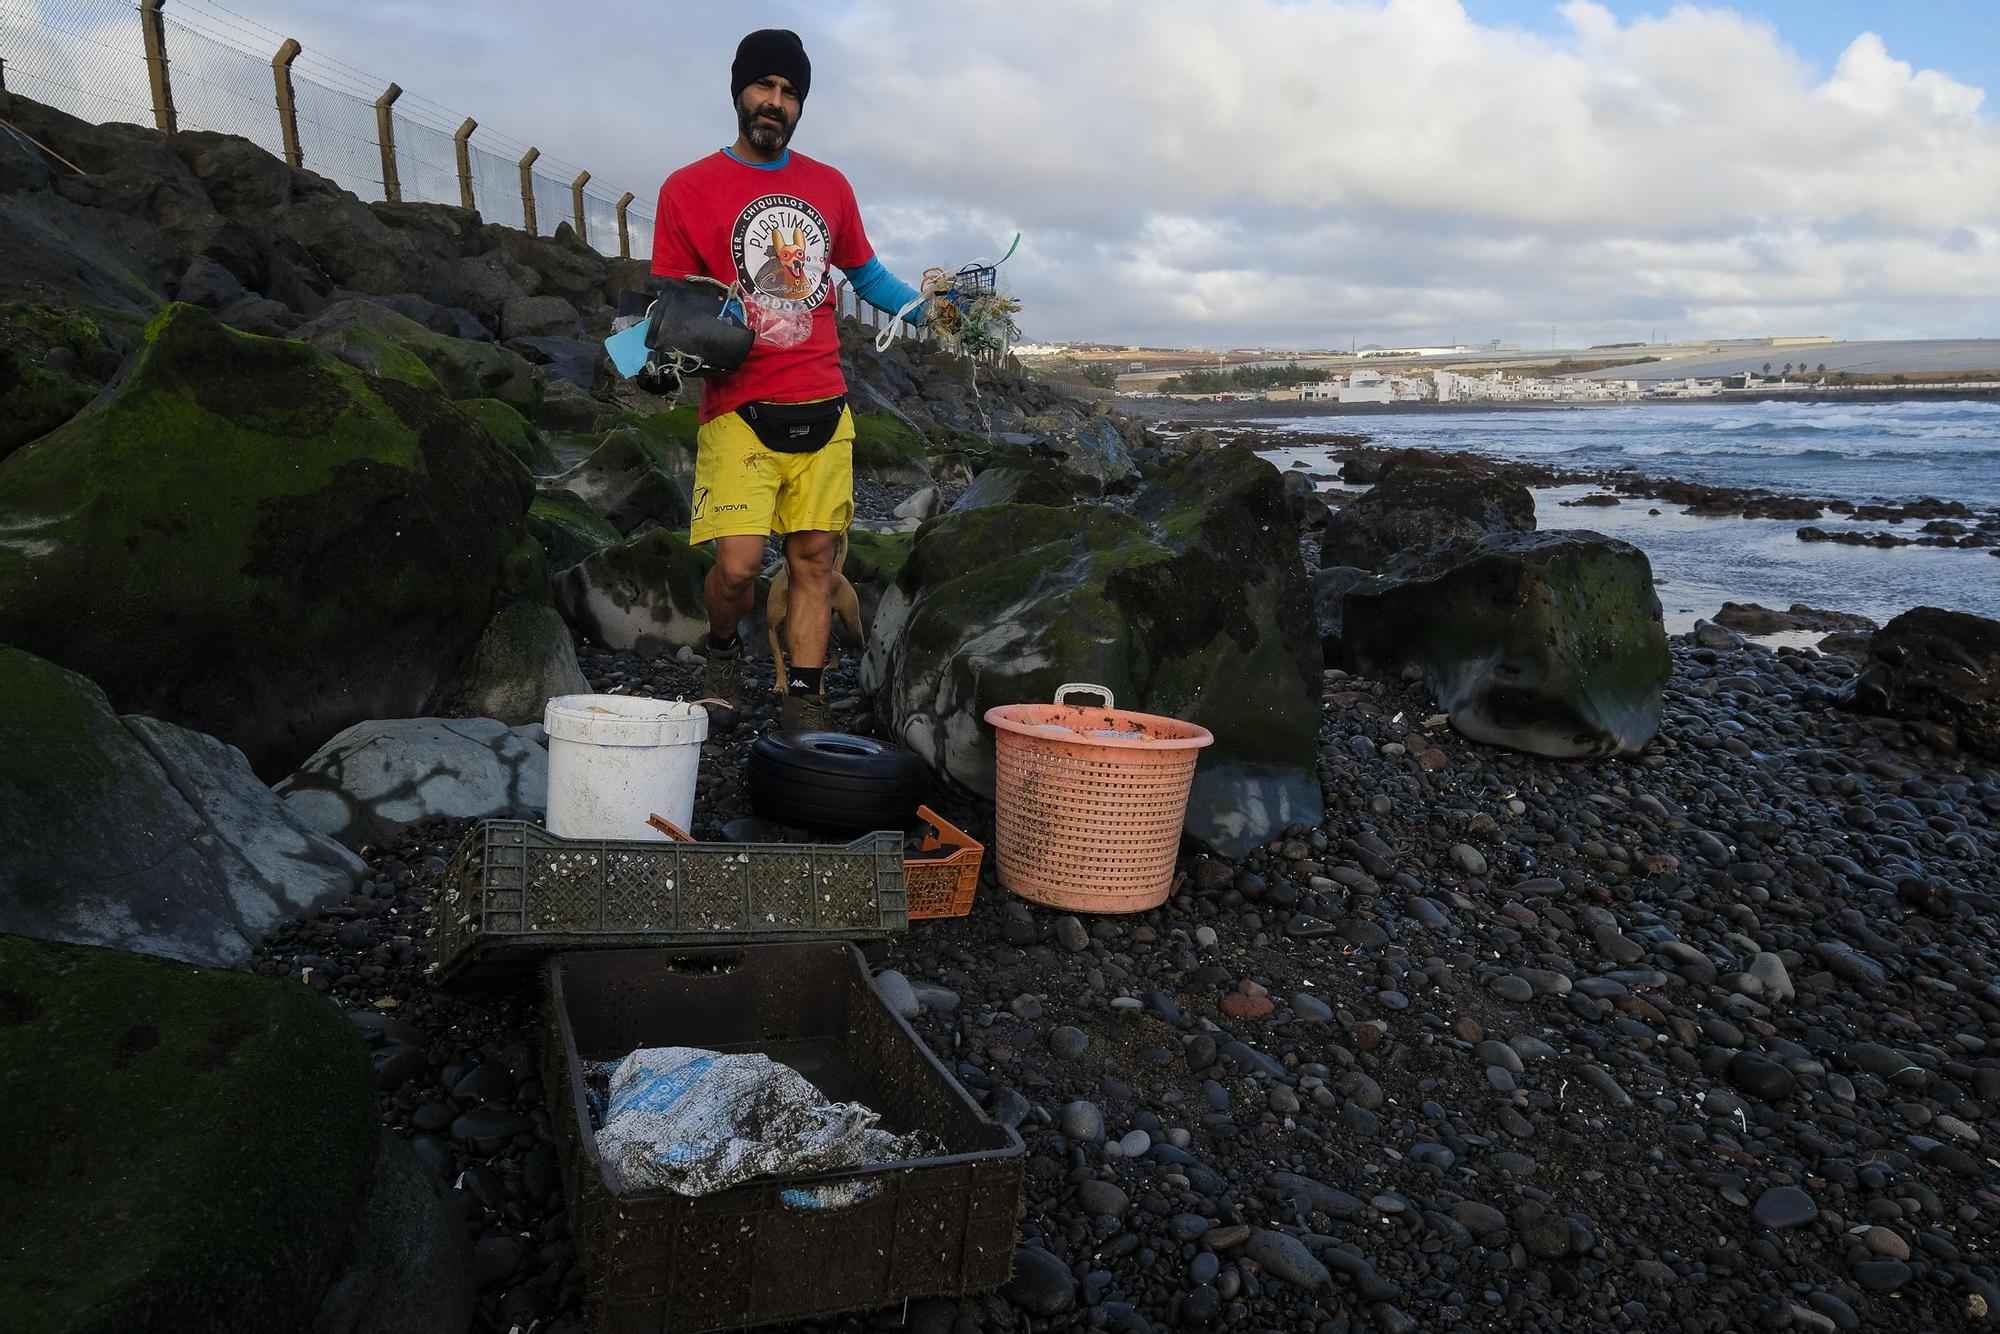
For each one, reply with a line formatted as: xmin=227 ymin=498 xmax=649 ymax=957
xmin=429 ymin=821 xmax=906 ymax=983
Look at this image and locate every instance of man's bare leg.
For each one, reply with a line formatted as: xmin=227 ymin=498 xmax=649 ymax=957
xmin=782 ymin=530 xmax=836 ymax=669
xmin=705 ymin=534 xmax=767 ymax=641
xmin=699 ymin=533 xmax=767 ymax=723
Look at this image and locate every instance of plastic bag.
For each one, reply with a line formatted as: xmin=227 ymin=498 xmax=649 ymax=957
xmin=744 ymin=298 xmax=816 ymax=349
xmin=592 ymin=1046 xmax=938 ymax=1198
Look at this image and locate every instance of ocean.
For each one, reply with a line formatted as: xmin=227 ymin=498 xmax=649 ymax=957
xmin=1249 ymin=399 xmax=2000 ymax=634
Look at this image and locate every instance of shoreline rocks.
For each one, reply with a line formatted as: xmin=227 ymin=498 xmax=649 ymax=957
xmin=1343 ymin=529 xmax=1671 ymax=757
xmin=1 ymin=647 xmax=362 ymax=968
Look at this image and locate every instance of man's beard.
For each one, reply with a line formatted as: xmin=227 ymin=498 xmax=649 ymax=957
xmin=736 ymin=97 xmax=795 ymax=153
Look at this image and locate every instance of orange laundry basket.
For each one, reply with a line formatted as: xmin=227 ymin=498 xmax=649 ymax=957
xmin=984 ymin=683 xmax=1213 ymax=913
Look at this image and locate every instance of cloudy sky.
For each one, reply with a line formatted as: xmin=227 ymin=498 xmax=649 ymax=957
xmin=18 ymin=0 xmax=2000 ymax=349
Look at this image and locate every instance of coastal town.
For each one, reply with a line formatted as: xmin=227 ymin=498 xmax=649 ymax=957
xmin=1016 ymin=335 xmax=2000 ymax=405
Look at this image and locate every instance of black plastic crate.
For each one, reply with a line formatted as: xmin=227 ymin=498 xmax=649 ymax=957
xmin=429 ymin=821 xmax=906 ymax=982
xmin=544 ymin=944 xmax=1023 ymax=1333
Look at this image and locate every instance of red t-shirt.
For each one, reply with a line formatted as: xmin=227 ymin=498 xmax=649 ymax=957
xmin=650 ymin=149 xmax=874 ymax=422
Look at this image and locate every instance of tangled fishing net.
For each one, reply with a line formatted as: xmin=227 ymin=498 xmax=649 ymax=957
xmin=879 ymin=234 xmax=1023 ymax=360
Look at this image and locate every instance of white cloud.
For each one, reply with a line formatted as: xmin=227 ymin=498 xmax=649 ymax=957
xmin=14 ymin=0 xmax=1998 ymax=344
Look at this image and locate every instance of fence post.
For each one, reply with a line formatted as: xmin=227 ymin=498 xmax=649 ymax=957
xmin=518 ymin=147 xmax=540 ymax=233
xmin=570 ymin=170 xmax=590 ymax=244
xmin=270 ymin=38 xmax=301 ymax=168
xmin=373 ymin=83 xmax=402 ymax=202
xmin=138 ymin=0 xmax=177 ymax=134
xmin=615 ymin=191 xmax=635 ymax=259
xmin=453 ymin=118 xmax=477 ymax=210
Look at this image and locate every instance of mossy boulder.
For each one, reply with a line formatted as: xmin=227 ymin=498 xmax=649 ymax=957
xmin=1843 ymin=606 xmax=2000 ymax=759
xmin=1023 ymin=412 xmax=1142 ymax=493
xmin=0 ymin=646 xmax=363 ymax=964
xmin=531 ymin=378 xmax=623 ymax=434
xmin=0 ymin=303 xmax=551 ymax=779
xmin=1342 ymin=530 xmax=1670 ymax=757
xmin=865 ymin=447 xmax=1323 ymax=855
xmin=13 ymin=647 xmax=360 ymax=962
xmin=1309 ymin=566 xmax=1370 ymax=663
xmin=843 ymin=528 xmax=914 ymax=586
xmin=529 ymin=488 xmax=623 ymax=572
xmin=852 ymin=409 xmax=931 ymax=482
xmin=547 ymin=423 xmax=694 ymax=535
xmin=426 ymin=600 xmax=588 ymax=724
xmin=0 ymin=302 xmax=121 ymax=459
xmin=620 ymin=403 xmax=700 ymax=449
xmin=312 ymin=1133 xmax=475 ymax=1334
xmin=553 ymin=528 xmax=716 ymax=655
xmin=948 ymin=462 xmax=1080 ymax=513
xmin=458 ymin=396 xmax=555 ymax=473
xmin=1320 ymin=462 xmax=1536 ymax=569
xmin=296 ymin=298 xmax=543 ymax=409
xmin=0 ymin=934 xmax=377 ymax=1332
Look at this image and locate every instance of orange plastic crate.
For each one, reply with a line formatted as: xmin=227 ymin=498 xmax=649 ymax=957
xmin=905 ymin=804 xmax=983 ymax=920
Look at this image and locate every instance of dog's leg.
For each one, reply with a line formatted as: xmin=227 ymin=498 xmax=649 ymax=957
xmin=767 ymin=571 xmax=789 ymax=695
xmin=836 ymin=578 xmax=864 ymax=647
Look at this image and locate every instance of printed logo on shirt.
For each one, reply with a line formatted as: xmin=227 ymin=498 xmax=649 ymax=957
xmin=731 ymin=194 xmax=832 ymax=313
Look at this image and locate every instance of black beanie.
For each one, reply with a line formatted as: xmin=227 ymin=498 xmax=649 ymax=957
xmin=731 ymin=29 xmax=811 ymax=102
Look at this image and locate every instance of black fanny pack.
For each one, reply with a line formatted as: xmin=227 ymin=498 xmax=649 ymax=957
xmin=739 ymin=396 xmax=847 ymax=453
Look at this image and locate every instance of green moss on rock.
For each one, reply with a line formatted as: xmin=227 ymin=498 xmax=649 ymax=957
xmin=0 ymin=303 xmax=122 ymax=460
xmin=616 ymin=405 xmax=699 ymax=456
xmin=852 ymin=410 xmax=928 ymax=472
xmin=1342 ymin=529 xmax=1670 ymax=756
xmin=0 ymin=934 xmax=376 ymax=1332
xmin=309 ymin=323 xmax=445 ymax=395
xmin=296 ymin=299 xmax=542 ymax=409
xmin=599 ymin=527 xmax=714 ymax=608
xmin=1319 ymin=462 xmax=1536 ymax=570
xmin=553 ymin=528 xmax=716 ymax=655
xmin=0 ymin=646 xmax=124 ymax=831
xmin=529 ymin=488 xmax=622 ymax=571
xmin=950 ymin=463 xmax=1079 ymax=512
xmin=843 ymin=528 xmax=914 ymax=586
xmin=551 ymin=425 xmax=693 ymax=534
xmin=0 ymin=303 xmax=539 ymax=779
xmin=460 ymin=397 xmax=556 ymax=473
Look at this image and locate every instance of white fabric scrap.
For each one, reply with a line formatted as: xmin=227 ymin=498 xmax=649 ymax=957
xmin=594 ymin=1046 xmax=936 ymax=1197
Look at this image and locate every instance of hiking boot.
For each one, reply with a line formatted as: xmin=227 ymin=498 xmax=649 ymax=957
xmin=700 ymin=637 xmax=744 ymax=727
xmin=779 ymin=690 xmax=833 ymax=733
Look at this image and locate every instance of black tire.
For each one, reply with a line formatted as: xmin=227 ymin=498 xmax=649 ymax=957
xmin=746 ymin=782 xmax=922 ymax=832
xmin=748 ymin=731 xmax=925 ymax=832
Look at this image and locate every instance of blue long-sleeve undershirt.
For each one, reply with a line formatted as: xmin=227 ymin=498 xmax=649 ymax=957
xmin=841 ymin=256 xmax=924 ymax=325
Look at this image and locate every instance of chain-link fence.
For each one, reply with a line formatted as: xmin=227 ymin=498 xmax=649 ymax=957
xmin=0 ymin=0 xmax=654 ymax=261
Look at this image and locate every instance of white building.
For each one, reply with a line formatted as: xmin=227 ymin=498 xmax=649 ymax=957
xmin=1648 ymin=378 xmax=1724 ymax=398
xmin=1338 ymin=368 xmax=1392 ymax=403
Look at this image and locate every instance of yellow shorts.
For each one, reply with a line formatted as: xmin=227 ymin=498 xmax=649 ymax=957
xmin=689 ymin=403 xmax=855 ymax=544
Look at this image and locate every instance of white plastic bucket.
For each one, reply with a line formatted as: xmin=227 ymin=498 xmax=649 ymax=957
xmin=543 ymin=695 xmax=709 ymax=840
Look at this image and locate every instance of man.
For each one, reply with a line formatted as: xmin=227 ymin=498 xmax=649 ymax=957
xmin=650 ymin=28 xmax=924 ymax=732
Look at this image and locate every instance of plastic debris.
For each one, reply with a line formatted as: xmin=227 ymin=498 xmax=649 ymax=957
xmin=590 ymin=1047 xmax=939 ymax=1198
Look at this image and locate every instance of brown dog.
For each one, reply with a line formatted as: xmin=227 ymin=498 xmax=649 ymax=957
xmin=767 ymin=529 xmax=865 ymax=694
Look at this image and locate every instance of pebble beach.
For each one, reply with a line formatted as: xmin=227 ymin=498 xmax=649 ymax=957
xmin=256 ymin=462 xmax=2000 ymax=1334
